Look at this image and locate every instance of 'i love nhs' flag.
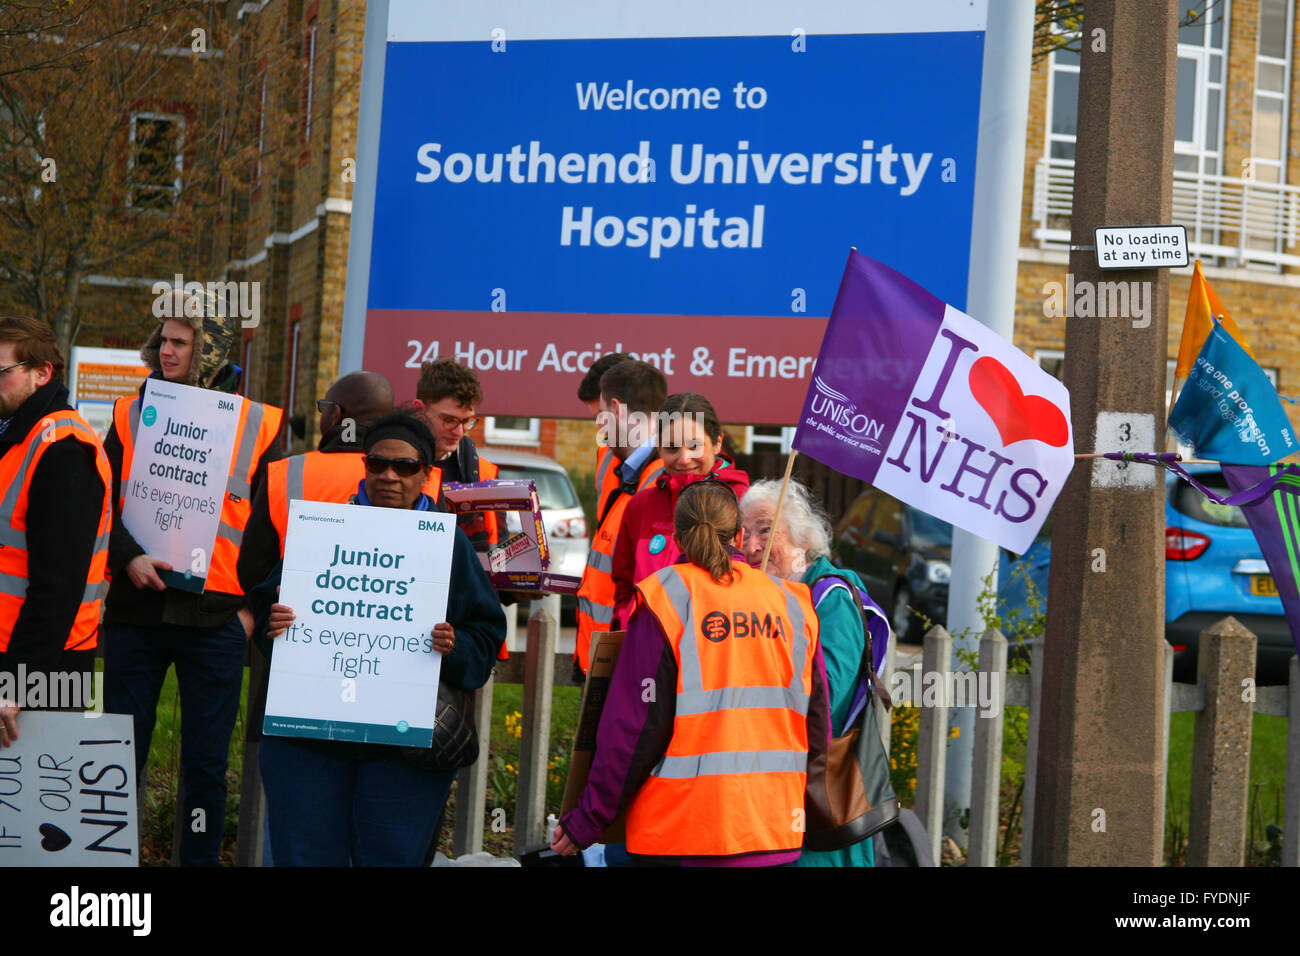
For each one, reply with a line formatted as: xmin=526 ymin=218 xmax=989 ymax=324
xmin=793 ymin=251 xmax=1075 ymax=555
xmin=1169 ymin=323 xmax=1297 ymax=465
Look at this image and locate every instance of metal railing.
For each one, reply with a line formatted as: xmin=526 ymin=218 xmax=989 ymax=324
xmin=1032 ymin=156 xmax=1300 ymax=269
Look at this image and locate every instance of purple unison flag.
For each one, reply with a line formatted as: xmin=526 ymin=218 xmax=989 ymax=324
xmin=793 ymin=251 xmax=1075 ymax=554
xmin=1222 ymin=463 xmax=1300 ymax=654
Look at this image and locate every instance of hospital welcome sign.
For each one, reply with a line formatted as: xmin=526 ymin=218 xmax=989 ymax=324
xmin=344 ymin=1 xmax=988 ymax=424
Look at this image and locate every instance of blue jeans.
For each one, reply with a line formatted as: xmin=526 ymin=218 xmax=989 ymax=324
xmin=102 ymin=617 xmax=248 ymax=867
xmin=259 ymin=736 xmax=455 ymax=866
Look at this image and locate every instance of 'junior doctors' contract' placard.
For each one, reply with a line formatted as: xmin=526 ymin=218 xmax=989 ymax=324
xmin=263 ymin=499 xmax=456 ymax=747
xmin=119 ymin=378 xmax=241 ymax=593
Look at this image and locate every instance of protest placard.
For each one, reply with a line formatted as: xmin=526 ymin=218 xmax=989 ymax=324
xmin=263 ymin=499 xmax=456 ymax=747
xmin=119 ymin=378 xmax=242 ymax=592
xmin=443 ymin=479 xmax=582 ymax=594
xmin=0 ymin=713 xmax=138 ymax=866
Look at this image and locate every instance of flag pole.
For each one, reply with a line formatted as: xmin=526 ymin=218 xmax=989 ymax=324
xmin=760 ymin=449 xmax=798 ymax=574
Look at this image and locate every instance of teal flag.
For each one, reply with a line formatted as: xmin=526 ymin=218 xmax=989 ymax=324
xmin=1170 ymin=324 xmax=1298 ymax=465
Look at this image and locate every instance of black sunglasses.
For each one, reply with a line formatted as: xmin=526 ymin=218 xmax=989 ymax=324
xmin=363 ymin=454 xmax=424 ymax=478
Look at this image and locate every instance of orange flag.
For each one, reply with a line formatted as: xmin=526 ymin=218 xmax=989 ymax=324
xmin=1176 ymin=260 xmax=1254 ymax=378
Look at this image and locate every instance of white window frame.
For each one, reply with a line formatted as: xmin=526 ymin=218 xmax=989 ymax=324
xmin=1247 ymin=0 xmax=1292 ymax=268
xmin=748 ymin=424 xmax=796 ymax=454
xmin=126 ymin=111 xmax=184 ymax=209
xmin=485 ymin=416 xmax=540 ymax=446
xmin=1034 ymin=348 xmax=1065 ymax=379
xmin=255 ymin=73 xmax=267 ymax=189
xmin=284 ymin=320 xmax=301 ymax=451
xmin=304 ymin=21 xmax=317 ymax=144
xmin=1045 ymin=34 xmax=1080 ymax=163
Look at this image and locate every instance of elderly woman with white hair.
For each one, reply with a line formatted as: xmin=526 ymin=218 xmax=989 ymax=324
xmin=741 ymin=477 xmax=891 ymax=868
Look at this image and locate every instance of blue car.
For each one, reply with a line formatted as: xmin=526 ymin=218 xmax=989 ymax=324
xmin=1000 ymin=464 xmax=1292 ymax=684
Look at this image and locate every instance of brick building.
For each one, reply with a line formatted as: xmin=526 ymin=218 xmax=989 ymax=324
xmin=1021 ymin=0 xmax=1300 ymax=436
xmin=37 ymin=0 xmax=1300 ymax=487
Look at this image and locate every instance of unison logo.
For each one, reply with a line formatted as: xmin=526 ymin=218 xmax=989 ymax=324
xmin=808 ymin=376 xmax=885 ymax=443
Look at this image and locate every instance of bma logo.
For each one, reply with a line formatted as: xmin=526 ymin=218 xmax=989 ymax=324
xmin=701 ymin=611 xmax=789 ymax=643
xmin=418 ymin=519 xmax=446 ymax=531
xmin=701 ymin=611 xmax=730 ymax=642
xmin=808 ymin=376 xmax=885 ymax=443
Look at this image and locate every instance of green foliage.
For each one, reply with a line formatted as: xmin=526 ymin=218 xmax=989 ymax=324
xmin=1164 ymin=712 xmax=1288 ymax=866
xmin=899 ymin=558 xmax=1044 ymax=864
xmin=570 ymin=468 xmax=598 ymax=532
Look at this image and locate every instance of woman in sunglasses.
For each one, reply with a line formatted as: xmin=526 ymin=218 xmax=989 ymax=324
xmin=251 ymin=412 xmax=505 ymax=866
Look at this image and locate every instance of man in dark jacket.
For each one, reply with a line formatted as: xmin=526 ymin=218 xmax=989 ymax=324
xmin=0 ymin=316 xmax=108 ymax=743
xmin=102 ymin=292 xmax=281 ymax=865
xmin=237 ymin=369 xmax=395 ymax=588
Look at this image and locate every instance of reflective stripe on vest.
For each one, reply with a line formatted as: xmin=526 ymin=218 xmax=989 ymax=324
xmin=625 ymin=561 xmax=819 ymax=857
xmin=204 ymin=397 xmax=282 ymax=595
xmin=573 ymin=457 xmax=663 ymax=671
xmin=594 ymin=445 xmax=616 ymax=499
xmin=652 ymin=750 xmax=808 ymax=779
xmin=0 ymin=410 xmax=112 ymax=652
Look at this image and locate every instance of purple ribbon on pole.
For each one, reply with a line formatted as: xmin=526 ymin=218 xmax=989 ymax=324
xmin=1101 ymin=452 xmax=1300 ymax=506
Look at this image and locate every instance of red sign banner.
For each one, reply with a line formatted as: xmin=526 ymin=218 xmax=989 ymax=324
xmin=362 ymin=310 xmax=829 ymax=425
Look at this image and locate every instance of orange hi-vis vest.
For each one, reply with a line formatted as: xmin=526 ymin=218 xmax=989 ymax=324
xmin=113 ymin=393 xmax=282 ymax=597
xmin=574 ymin=451 xmax=663 ymax=672
xmin=627 ymin=560 xmax=819 ymax=858
xmin=266 ymin=450 xmax=443 ymax=556
xmin=594 ymin=444 xmax=617 ymax=499
xmin=454 ymin=455 xmax=498 ymax=548
xmin=0 ymin=410 xmax=112 ymax=653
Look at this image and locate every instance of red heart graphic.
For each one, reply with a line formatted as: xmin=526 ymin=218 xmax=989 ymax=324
xmin=967 ymin=356 xmax=1069 ymax=448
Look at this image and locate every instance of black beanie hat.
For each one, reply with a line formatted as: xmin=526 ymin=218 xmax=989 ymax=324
xmin=363 ymin=411 xmax=438 ymax=465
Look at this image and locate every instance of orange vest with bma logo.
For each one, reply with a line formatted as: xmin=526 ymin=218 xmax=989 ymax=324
xmin=627 ymin=560 xmax=819 ymax=858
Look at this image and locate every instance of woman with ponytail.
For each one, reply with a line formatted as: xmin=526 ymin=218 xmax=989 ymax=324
xmin=551 ymin=480 xmax=835 ymax=866
xmin=609 ymin=392 xmax=749 ymax=629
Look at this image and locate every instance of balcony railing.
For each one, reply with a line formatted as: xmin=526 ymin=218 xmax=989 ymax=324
xmin=1032 ymin=156 xmax=1300 ymax=269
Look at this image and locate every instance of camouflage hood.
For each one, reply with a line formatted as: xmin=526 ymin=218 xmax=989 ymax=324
xmin=139 ymin=302 xmax=238 ymax=389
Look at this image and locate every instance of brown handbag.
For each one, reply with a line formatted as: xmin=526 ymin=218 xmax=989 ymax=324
xmin=804 ymin=572 xmax=900 ymax=851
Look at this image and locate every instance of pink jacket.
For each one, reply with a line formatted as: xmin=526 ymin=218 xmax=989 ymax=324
xmin=609 ymin=460 xmax=750 ymax=628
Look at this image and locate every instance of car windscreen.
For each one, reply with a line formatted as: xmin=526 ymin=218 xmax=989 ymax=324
xmin=496 ymin=466 xmax=579 ymax=510
xmin=1171 ymin=471 xmax=1249 ymax=528
xmin=907 ymin=508 xmax=954 ymax=548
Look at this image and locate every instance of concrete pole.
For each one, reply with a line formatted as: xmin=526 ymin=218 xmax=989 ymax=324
xmin=1031 ymin=0 xmax=1177 ymax=866
xmin=1186 ymin=618 xmax=1255 ymax=866
xmin=515 ymin=605 xmax=557 ymax=851
xmin=946 ymin=0 xmax=1035 ymax=845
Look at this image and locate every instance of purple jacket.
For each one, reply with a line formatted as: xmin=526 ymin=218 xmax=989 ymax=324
xmin=560 ymin=553 xmax=835 ymax=866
